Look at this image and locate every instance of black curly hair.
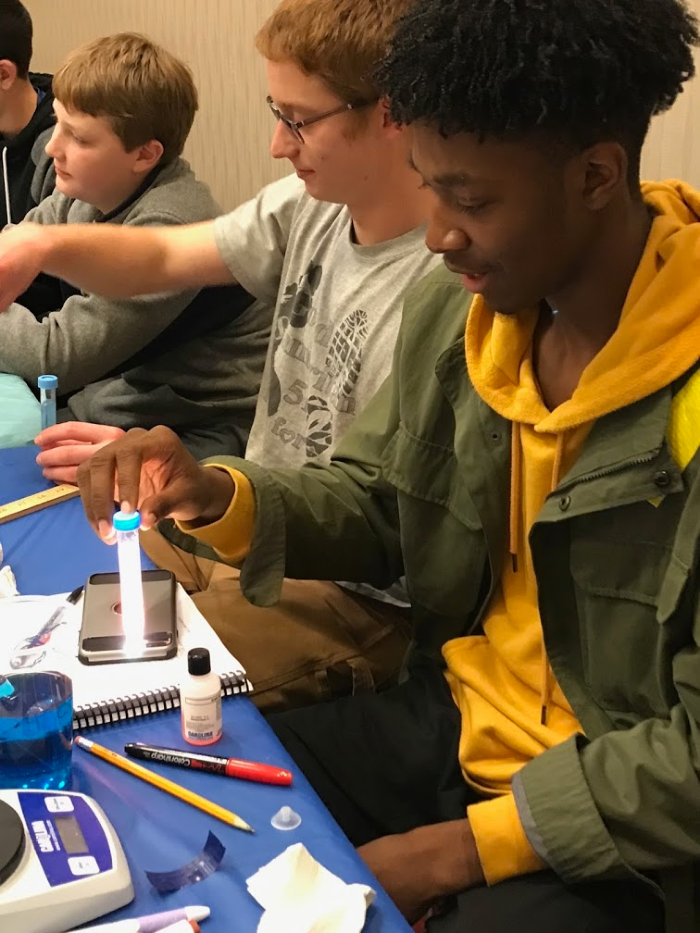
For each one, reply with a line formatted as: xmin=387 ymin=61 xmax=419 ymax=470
xmin=377 ymin=0 xmax=699 ymax=181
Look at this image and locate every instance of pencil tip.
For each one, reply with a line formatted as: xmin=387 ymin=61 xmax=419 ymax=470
xmin=229 ymin=814 xmax=254 ymax=833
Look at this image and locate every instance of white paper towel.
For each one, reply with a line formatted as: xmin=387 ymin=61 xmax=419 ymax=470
xmin=0 ymin=564 xmax=18 ymax=598
xmin=247 ymin=843 xmax=376 ymax=933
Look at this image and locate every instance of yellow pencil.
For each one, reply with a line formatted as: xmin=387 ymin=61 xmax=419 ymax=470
xmin=75 ymin=735 xmax=254 ymax=833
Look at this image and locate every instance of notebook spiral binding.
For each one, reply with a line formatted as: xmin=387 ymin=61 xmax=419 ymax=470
xmin=72 ymin=671 xmax=252 ymax=732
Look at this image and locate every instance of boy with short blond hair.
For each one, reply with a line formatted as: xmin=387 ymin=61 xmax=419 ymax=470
xmin=0 ymin=32 xmax=269 ymax=460
xmin=51 ymin=32 xmax=196 ymax=168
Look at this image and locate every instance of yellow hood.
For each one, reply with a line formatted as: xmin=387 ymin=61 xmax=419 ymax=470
xmin=466 ymin=180 xmax=700 ymax=432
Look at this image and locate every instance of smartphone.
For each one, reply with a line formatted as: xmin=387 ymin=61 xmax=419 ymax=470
xmin=78 ymin=569 xmax=177 ymax=665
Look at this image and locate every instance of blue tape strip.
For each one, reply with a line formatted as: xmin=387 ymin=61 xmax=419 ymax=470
xmin=145 ymin=831 xmax=226 ymax=893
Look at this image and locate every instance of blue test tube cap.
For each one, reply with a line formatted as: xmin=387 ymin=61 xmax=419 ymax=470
xmin=113 ymin=510 xmax=141 ymax=532
xmin=38 ymin=374 xmax=58 ymax=390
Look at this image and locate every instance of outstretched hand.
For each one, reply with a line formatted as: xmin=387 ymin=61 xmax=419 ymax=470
xmin=76 ymin=425 xmax=235 ymax=541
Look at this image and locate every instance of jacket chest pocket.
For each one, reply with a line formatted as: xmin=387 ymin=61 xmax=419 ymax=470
xmin=383 ymin=425 xmax=487 ymax=623
xmin=570 ymin=501 xmax=688 ymax=718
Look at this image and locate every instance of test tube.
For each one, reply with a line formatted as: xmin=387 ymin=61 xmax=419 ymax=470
xmin=38 ymin=374 xmax=58 ymax=430
xmin=113 ymin=510 xmax=145 ymax=654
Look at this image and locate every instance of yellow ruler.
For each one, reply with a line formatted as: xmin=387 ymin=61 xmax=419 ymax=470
xmin=0 ymin=484 xmax=80 ymax=525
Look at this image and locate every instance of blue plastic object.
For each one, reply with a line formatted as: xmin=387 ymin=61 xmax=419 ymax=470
xmin=113 ymin=511 xmax=141 ymax=532
xmin=0 ymin=671 xmax=73 ymax=790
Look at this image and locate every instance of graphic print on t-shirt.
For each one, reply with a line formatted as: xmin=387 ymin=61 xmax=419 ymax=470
xmin=267 ymin=262 xmax=322 ymax=416
xmin=267 ymin=260 xmax=369 ymax=458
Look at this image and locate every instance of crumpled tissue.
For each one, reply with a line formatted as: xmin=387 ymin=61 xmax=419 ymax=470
xmin=246 ymin=843 xmax=376 ymax=933
xmin=0 ymin=563 xmax=18 ymax=598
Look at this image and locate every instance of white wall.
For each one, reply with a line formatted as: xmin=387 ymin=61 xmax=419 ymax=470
xmin=23 ymin=0 xmax=700 ymax=208
xmin=24 ymin=0 xmax=288 ymax=210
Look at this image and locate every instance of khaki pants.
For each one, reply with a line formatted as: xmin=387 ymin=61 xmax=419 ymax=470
xmin=141 ymin=529 xmax=412 ymax=713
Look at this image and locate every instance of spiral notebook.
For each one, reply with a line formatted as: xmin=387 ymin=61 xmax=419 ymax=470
xmin=0 ymin=584 xmax=252 ymax=731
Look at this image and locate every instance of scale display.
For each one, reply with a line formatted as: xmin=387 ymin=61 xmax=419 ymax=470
xmin=0 ymin=789 xmax=133 ymax=933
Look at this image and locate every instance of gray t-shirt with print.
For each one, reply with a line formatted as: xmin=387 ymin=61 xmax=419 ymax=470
xmin=214 ymin=174 xmax=440 ymax=468
xmin=214 ymin=174 xmax=441 ymax=604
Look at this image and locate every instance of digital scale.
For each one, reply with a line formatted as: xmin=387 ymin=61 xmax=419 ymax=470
xmin=0 ymin=789 xmax=133 ymax=933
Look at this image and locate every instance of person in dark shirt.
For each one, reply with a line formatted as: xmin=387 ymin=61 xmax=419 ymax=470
xmin=0 ymin=0 xmax=56 ymax=229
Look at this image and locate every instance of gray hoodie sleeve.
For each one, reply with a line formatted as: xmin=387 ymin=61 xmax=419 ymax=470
xmin=0 ymin=213 xmax=199 ymax=393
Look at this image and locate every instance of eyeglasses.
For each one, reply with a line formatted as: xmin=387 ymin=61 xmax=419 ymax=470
xmin=266 ymin=95 xmax=372 ymax=143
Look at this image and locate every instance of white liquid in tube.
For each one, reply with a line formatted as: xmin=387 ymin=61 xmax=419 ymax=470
xmin=113 ymin=510 xmax=145 ymax=655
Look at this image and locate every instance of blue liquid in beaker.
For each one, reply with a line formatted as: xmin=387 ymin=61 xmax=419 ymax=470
xmin=0 ymin=673 xmax=73 ymax=790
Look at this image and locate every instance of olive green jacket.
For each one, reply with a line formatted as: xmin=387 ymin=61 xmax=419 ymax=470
xmin=169 ymin=266 xmax=700 ymax=929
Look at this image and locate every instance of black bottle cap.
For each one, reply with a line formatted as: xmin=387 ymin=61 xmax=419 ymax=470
xmin=187 ymin=647 xmax=212 ymax=676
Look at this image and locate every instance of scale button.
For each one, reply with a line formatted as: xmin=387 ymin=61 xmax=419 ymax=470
xmin=45 ymin=796 xmax=75 ymax=813
xmin=68 ymin=856 xmax=99 ymax=876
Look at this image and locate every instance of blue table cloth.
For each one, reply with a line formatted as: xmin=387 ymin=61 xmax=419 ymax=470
xmin=0 ymin=445 xmax=411 ymax=932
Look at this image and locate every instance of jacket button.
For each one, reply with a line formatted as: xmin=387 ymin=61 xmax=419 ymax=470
xmin=491 ymin=432 xmax=501 ymax=442
xmin=559 ymin=495 xmax=571 ymax=512
xmin=653 ymin=471 xmax=672 ymax=489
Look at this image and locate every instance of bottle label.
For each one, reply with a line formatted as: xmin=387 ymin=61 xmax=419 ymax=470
xmin=182 ymin=693 xmax=222 ymax=743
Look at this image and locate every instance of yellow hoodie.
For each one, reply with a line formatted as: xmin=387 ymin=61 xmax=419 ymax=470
xmin=446 ymin=181 xmax=700 ymax=884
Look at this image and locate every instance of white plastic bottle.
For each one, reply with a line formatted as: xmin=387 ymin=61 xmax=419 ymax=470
xmin=181 ymin=647 xmax=222 ymax=745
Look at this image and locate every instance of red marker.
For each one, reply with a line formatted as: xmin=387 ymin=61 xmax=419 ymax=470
xmin=124 ymin=742 xmax=293 ymax=786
